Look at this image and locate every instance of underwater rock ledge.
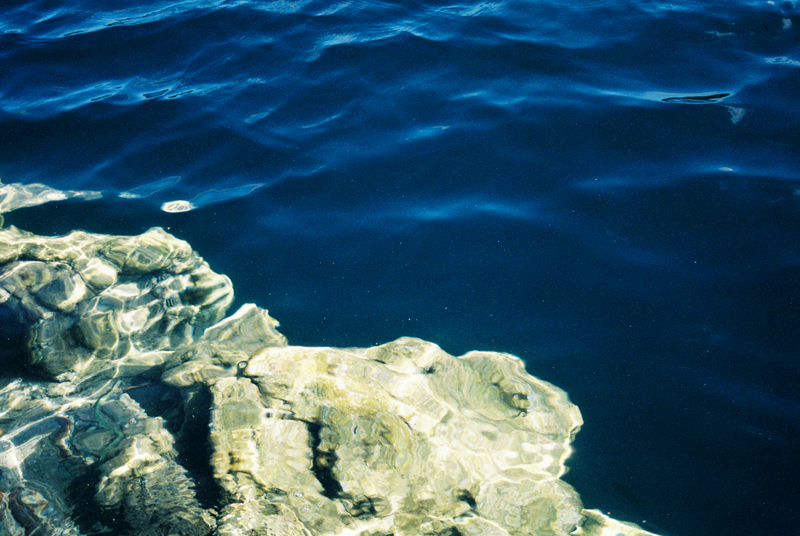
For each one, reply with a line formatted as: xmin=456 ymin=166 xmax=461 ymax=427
xmin=0 ymin=221 xmax=659 ymax=536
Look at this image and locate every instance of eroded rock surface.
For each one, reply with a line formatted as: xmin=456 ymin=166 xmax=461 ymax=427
xmin=0 ymin=215 xmax=659 ymax=536
xmin=0 ymin=225 xmax=233 ymax=381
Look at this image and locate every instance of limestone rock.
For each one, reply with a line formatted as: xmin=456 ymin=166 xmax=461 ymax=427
xmin=0 ymin=225 xmax=233 ymax=382
xmin=0 ymin=214 xmax=660 ymax=536
xmin=201 ymin=338 xmax=584 ymax=536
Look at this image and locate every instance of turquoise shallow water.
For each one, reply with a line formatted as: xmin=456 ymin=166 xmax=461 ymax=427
xmin=1 ymin=1 xmax=800 ymax=535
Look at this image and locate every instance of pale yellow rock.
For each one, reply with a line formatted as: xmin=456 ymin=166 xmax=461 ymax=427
xmin=163 ymin=358 xmax=230 ymax=387
xmin=100 ymin=227 xmax=195 ymax=273
xmin=196 ymin=337 xmax=582 ymax=535
xmin=576 ymin=510 xmax=662 ymax=536
xmin=0 ymin=217 xmax=660 ymax=536
xmin=76 ymin=257 xmax=118 ymax=291
xmin=0 ymin=224 xmax=234 ymax=381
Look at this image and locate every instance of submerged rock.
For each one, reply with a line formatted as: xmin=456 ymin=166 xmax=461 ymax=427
xmin=212 ymin=338 xmax=584 ymax=536
xmin=0 ymin=216 xmax=659 ymax=535
xmin=0 ymin=225 xmax=233 ymax=381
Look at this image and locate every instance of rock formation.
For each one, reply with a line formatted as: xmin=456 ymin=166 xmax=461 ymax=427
xmin=0 ymin=181 xmax=658 ymax=536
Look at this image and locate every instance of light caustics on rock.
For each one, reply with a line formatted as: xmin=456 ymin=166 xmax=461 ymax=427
xmin=0 ymin=181 xmax=101 ymax=217
xmin=0 ymin=181 xmax=658 ymax=536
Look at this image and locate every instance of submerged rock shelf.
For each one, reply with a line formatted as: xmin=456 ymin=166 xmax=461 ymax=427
xmin=0 ymin=185 xmax=657 ymax=536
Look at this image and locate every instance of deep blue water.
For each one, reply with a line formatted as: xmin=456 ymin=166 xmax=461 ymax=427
xmin=1 ymin=1 xmax=800 ymax=535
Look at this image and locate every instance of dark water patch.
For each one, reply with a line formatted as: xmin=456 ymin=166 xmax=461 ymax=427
xmin=662 ymin=92 xmax=731 ymax=103
xmin=306 ymin=422 xmax=343 ymax=500
xmin=0 ymin=307 xmax=31 ymax=379
xmin=173 ymin=386 xmax=221 ymax=510
xmin=2 ymin=197 xmax=161 ymax=237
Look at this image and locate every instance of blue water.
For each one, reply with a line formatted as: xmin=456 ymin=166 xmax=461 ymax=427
xmin=1 ymin=1 xmax=799 ymax=535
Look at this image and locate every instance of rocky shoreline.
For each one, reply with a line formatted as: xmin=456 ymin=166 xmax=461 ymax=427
xmin=0 ymin=181 xmax=657 ymax=536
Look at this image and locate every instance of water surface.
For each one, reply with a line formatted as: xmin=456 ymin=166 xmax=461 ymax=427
xmin=2 ymin=1 xmax=800 ymax=535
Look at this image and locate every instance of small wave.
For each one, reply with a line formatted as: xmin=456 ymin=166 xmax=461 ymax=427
xmin=0 ymin=180 xmax=101 ymax=215
xmin=765 ymin=56 xmax=800 ymax=67
xmin=119 ymin=176 xmax=182 ymax=199
xmin=254 ymin=195 xmax=556 ymax=238
xmin=160 ymin=183 xmax=265 ymax=213
xmin=661 ymin=92 xmax=731 ymax=103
